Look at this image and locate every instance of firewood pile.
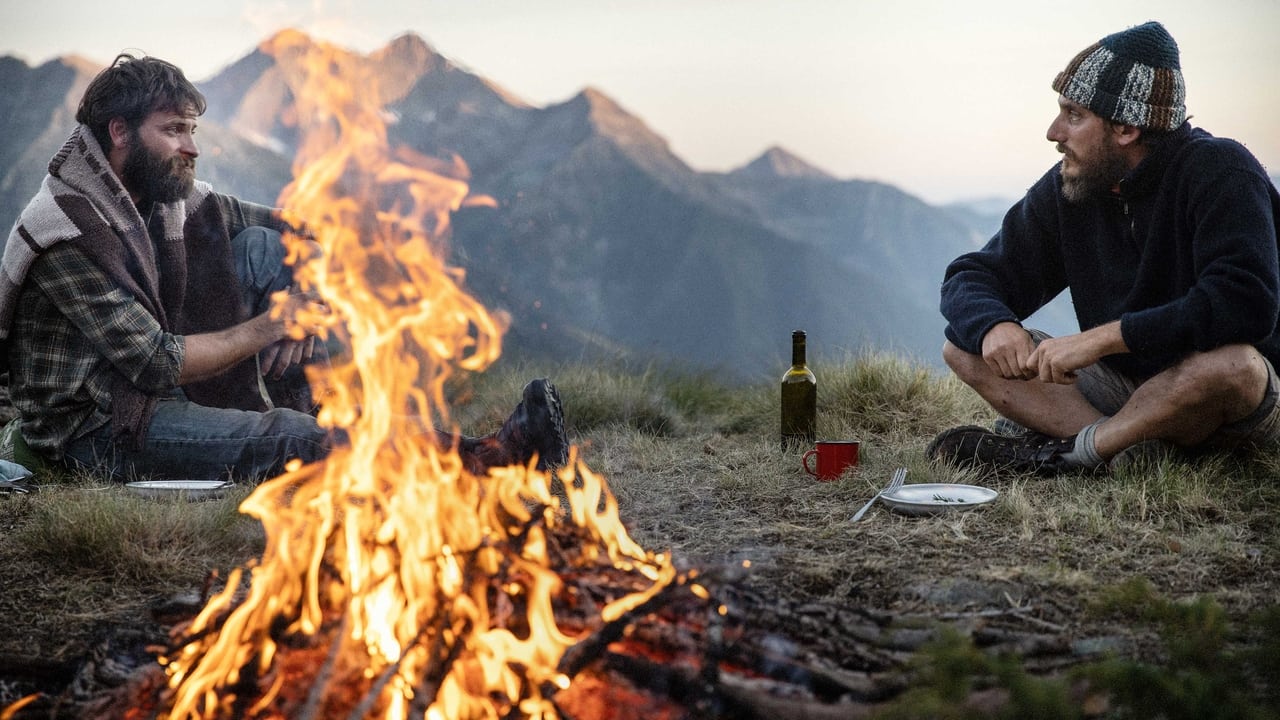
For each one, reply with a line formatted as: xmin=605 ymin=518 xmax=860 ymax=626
xmin=3 ymin=514 xmax=1110 ymax=720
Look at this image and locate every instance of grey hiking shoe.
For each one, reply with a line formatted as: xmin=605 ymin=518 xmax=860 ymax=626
xmin=926 ymin=424 xmax=1077 ymax=477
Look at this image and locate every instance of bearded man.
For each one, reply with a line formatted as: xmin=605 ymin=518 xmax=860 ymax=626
xmin=0 ymin=54 xmax=567 ymax=482
xmin=928 ymin=21 xmax=1280 ymax=475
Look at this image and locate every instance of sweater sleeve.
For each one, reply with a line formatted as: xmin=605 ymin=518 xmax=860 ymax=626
xmin=940 ymin=170 xmax=1070 ymax=354
xmin=1119 ymin=159 xmax=1280 ymax=359
xmin=212 ymin=193 xmax=291 ymax=238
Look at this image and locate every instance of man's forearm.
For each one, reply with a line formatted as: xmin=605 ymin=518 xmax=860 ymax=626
xmin=1080 ymin=320 xmax=1129 ymax=357
xmin=178 ymin=312 xmax=283 ymax=384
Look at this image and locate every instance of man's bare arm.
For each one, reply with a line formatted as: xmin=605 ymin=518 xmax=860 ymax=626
xmin=178 ymin=293 xmax=324 ymax=385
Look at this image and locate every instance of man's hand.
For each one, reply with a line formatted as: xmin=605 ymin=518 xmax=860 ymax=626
xmin=261 ymin=286 xmax=327 ymax=379
xmin=981 ymin=322 xmax=1038 ymax=380
xmin=1026 ymin=321 xmax=1127 ymax=384
xmin=260 ymin=337 xmax=315 ymax=380
xmin=178 ymin=287 xmax=328 ymax=386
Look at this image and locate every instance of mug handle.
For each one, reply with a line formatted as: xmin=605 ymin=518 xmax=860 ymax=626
xmin=802 ymin=449 xmax=819 ymax=477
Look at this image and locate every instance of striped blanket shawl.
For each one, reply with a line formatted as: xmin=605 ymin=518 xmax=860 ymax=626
xmin=0 ymin=125 xmax=265 ymax=448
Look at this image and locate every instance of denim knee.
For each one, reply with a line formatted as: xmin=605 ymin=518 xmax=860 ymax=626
xmin=231 ymin=226 xmax=293 ymax=315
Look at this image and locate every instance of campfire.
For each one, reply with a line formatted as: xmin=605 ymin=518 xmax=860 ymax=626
xmin=98 ymin=32 xmax=687 ymax=719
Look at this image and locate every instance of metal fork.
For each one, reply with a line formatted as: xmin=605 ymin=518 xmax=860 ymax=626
xmin=850 ymin=466 xmax=907 ymax=522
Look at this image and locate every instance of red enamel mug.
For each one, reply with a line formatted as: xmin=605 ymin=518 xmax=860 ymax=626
xmin=802 ymin=440 xmax=860 ymax=481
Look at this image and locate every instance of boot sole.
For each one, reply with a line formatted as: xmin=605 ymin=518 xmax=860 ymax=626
xmin=523 ymin=379 xmax=569 ymax=470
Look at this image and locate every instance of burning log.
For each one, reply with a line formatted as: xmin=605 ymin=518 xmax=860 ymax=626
xmin=63 ymin=550 xmax=868 ymax=720
xmin=1 ymin=539 xmax=1120 ymax=720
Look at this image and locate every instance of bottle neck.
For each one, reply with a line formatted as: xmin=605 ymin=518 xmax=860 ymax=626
xmin=791 ymin=339 xmax=806 ymax=367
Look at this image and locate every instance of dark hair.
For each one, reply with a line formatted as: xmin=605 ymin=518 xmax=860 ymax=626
xmin=75 ymin=53 xmax=207 ymax=153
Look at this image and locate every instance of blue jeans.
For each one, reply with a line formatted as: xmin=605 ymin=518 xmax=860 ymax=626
xmin=235 ymin=226 xmax=320 ymax=413
xmin=64 ymin=227 xmax=331 ymax=482
xmin=63 ymin=398 xmax=330 ymax=481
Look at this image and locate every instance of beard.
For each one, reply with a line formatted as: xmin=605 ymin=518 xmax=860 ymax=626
xmin=1058 ymin=138 xmax=1128 ymax=204
xmin=121 ymin=132 xmax=196 ymax=204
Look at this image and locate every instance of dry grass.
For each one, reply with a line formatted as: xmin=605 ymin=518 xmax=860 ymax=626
xmin=456 ymin=354 xmax=1280 ymax=697
xmin=0 ymin=477 xmax=263 ymax=660
xmin=2 ymin=351 xmax=1278 ymax=713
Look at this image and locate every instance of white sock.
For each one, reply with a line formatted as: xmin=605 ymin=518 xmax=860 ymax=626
xmin=1062 ymin=417 xmax=1108 ymax=469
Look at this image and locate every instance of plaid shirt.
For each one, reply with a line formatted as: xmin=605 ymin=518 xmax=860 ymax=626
xmin=7 ymin=194 xmax=281 ymax=458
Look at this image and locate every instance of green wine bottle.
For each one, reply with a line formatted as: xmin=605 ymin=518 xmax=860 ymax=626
xmin=780 ymin=330 xmax=816 ymax=451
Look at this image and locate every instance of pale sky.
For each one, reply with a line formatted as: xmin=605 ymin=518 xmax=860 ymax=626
xmin=2 ymin=0 xmax=1277 ymax=204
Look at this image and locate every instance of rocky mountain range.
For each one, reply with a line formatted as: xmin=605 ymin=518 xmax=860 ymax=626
xmin=0 ymin=31 xmax=1097 ymax=379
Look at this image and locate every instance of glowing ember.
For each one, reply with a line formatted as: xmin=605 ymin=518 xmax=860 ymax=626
xmin=156 ymin=31 xmax=674 ymax=719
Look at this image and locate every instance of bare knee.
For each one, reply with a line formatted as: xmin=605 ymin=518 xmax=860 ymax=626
xmin=943 ymin=340 xmax=990 ymax=386
xmin=1165 ymin=346 xmax=1268 ymax=417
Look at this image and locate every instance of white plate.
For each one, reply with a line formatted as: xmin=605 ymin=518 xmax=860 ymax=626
xmin=124 ymin=480 xmax=234 ymax=500
xmin=880 ymin=483 xmax=997 ymax=516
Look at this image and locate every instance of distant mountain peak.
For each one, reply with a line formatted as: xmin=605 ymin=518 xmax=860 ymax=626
xmin=577 ymin=86 xmax=625 ymax=114
xmin=734 ymin=146 xmax=834 ymax=180
xmin=261 ymin=27 xmax=313 ymax=50
xmin=572 ymin=87 xmax=672 ymax=151
xmin=384 ymin=31 xmax=434 ymax=55
xmin=373 ymin=32 xmax=449 ymax=72
xmin=257 ymin=29 xmax=444 ymax=71
xmin=372 ymin=32 xmax=530 ymax=110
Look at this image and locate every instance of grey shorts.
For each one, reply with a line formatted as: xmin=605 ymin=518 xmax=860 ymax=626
xmin=1027 ymin=329 xmax=1280 ymax=452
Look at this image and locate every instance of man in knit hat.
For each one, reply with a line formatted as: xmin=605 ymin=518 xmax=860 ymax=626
xmin=928 ymin=21 xmax=1280 ymax=475
xmin=0 ymin=54 xmax=569 ymax=483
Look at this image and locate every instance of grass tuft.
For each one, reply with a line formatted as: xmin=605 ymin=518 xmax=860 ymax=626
xmin=13 ymin=477 xmax=262 ymax=585
xmin=1084 ymin=580 xmax=1279 ymax=720
xmin=820 ymin=350 xmax=991 ymax=439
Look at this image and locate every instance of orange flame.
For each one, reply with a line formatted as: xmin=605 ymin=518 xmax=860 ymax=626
xmin=158 ymin=31 xmax=674 ymax=719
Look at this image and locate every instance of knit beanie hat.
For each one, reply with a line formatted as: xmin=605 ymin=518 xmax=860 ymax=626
xmin=1051 ymin=21 xmax=1186 ymax=131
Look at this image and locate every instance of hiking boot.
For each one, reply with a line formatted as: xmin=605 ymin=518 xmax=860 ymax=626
xmin=926 ymin=424 xmax=1077 ymax=477
xmin=462 ymin=379 xmax=569 ymax=473
xmin=508 ymin=378 xmax=569 ymax=470
xmin=992 ymin=416 xmax=1028 ymax=437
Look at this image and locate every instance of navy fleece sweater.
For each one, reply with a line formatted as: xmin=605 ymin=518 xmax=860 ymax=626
xmin=941 ymin=123 xmax=1280 ymax=379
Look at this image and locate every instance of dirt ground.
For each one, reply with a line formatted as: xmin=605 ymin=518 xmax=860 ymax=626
xmin=2 ymin=417 xmax=1278 ymax=717
xmin=593 ymin=426 xmax=1280 ymax=713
